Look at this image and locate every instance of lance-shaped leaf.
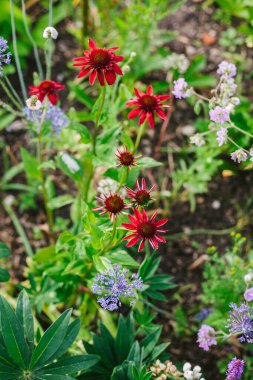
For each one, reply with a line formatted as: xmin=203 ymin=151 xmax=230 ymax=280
xmin=29 ymin=309 xmax=72 ymax=369
xmin=0 ymin=362 xmax=21 ymax=380
xmin=0 ymin=296 xmax=29 ymax=369
xmin=36 ymin=354 xmax=100 ymax=375
xmin=16 ymin=290 xmax=34 ymax=358
xmin=49 ymin=319 xmax=80 ymax=361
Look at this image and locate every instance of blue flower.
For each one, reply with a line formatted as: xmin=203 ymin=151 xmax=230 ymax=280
xmin=23 ymin=104 xmax=69 ymax=134
xmin=195 ymin=307 xmax=213 ymax=322
xmin=227 ymin=303 xmax=253 ymax=343
xmin=0 ymin=37 xmax=11 ymax=76
xmin=92 ymin=264 xmax=143 ymax=311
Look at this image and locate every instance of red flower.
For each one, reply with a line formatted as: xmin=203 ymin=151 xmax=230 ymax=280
xmin=115 ymin=146 xmax=141 ymax=168
xmin=72 ymin=38 xmax=124 ymax=86
xmin=29 ymin=80 xmax=65 ymax=105
xmin=126 ymin=85 xmax=170 ymax=128
xmin=93 ymin=193 xmax=130 ymax=221
xmin=126 ymin=178 xmax=156 ymax=206
xmin=122 ymin=208 xmax=168 ymax=252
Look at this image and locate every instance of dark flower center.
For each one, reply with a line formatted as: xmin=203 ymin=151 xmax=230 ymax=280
xmin=140 ymin=95 xmax=157 ymax=111
xmin=90 ymin=49 xmax=111 ymax=69
xmin=138 ymin=221 xmax=156 ymax=238
xmin=134 ymin=190 xmax=151 ymax=206
xmin=40 ymin=81 xmax=53 ymax=90
xmin=119 ymin=151 xmax=134 ymax=166
xmin=105 ymin=194 xmax=124 ymax=214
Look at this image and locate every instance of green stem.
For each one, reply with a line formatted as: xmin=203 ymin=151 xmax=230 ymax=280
xmin=117 ymin=167 xmax=129 ymax=192
xmin=4 ymin=75 xmax=23 ymax=107
xmin=0 ymin=79 xmax=22 ymax=110
xmin=133 ymin=121 xmax=146 ymax=154
xmin=232 ymin=123 xmax=253 ymax=139
xmin=10 ymin=0 xmax=27 ymax=102
xmin=3 ymin=199 xmax=33 ymax=257
xmin=99 ymin=221 xmax=117 ymax=255
xmin=21 ymin=0 xmax=43 ymax=80
xmin=93 ymin=85 xmax=107 ymax=154
xmin=45 ymin=39 xmax=53 ymax=80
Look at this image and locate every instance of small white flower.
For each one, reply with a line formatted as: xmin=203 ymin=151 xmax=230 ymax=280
xmin=190 ymin=133 xmax=205 ymax=147
xmin=26 ymin=96 xmax=42 ymax=110
xmin=183 ymin=363 xmax=192 ymax=372
xmin=43 ymin=26 xmax=58 ymax=39
xmin=244 ymin=274 xmax=252 ymax=283
xmin=60 ymin=152 xmax=80 ymax=173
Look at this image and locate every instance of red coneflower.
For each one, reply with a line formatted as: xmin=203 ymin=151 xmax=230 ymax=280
xmin=93 ymin=193 xmax=130 ymax=221
xmin=115 ymin=146 xmax=141 ymax=168
xmin=29 ymin=80 xmax=65 ymax=105
xmin=72 ymin=38 xmax=124 ymax=86
xmin=126 ymin=178 xmax=156 ymax=206
xmin=126 ymin=85 xmax=170 ymax=128
xmin=122 ymin=208 xmax=168 ymax=252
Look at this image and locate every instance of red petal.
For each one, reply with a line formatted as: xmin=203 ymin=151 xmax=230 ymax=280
xmin=128 ymin=108 xmax=141 ymax=119
xmin=89 ymin=70 xmax=97 ymax=85
xmin=97 ymin=71 xmax=105 ymax=86
xmin=88 ymin=38 xmax=97 ymax=50
xmin=126 ymin=236 xmax=140 ymax=247
xmin=134 ymin=88 xmax=143 ymax=98
xmin=122 ymin=223 xmax=136 ymax=231
xmin=105 ymin=70 xmax=116 ymax=85
xmin=114 ymin=55 xmax=124 ymax=62
xmin=126 ymin=100 xmax=139 ymax=107
xmin=155 ymin=235 xmax=166 ymax=243
xmin=48 ymin=93 xmax=58 ymax=105
xmin=139 ymin=111 xmax=147 ymax=125
xmin=146 ymin=112 xmax=155 ymax=128
xmin=78 ymin=67 xmax=91 ymax=78
xmin=138 ymin=240 xmax=145 ymax=252
xmin=113 ymin=63 xmax=123 ymax=75
xmin=147 ymin=85 xmax=153 ymax=95
xmin=157 ymin=94 xmax=170 ymax=102
xmin=155 ymin=218 xmax=168 ymax=227
xmin=155 ymin=108 xmax=166 ymax=120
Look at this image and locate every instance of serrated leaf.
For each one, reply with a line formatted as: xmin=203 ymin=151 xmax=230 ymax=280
xmin=29 ymin=309 xmax=72 ymax=369
xmin=47 ymin=195 xmax=74 ymax=210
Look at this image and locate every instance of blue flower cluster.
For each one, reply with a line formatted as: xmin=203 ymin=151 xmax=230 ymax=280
xmin=227 ymin=303 xmax=253 ymax=343
xmin=0 ymin=37 xmax=11 ymax=76
xmin=23 ymin=104 xmax=69 ymax=134
xmin=92 ymin=264 xmax=143 ymax=311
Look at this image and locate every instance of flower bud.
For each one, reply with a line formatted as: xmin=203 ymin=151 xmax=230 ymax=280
xmin=43 ymin=26 xmax=58 ymax=39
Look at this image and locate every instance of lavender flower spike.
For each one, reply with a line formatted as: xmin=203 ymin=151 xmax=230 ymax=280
xmin=0 ymin=36 xmax=11 ymax=77
xmin=226 ymin=357 xmax=244 ymax=380
xmin=92 ymin=264 xmax=143 ymax=311
xmin=217 ymin=61 xmax=236 ymax=78
xmin=197 ymin=324 xmax=217 ymax=351
xmin=230 ymin=149 xmax=247 ymax=163
xmin=227 ymin=303 xmax=253 ymax=343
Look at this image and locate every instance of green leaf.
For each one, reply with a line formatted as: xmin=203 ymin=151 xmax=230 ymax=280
xmin=0 ymin=362 xmax=21 ymax=380
xmin=20 ymin=148 xmax=40 ymax=181
xmin=67 ymin=124 xmax=92 ymax=144
xmin=141 ymin=327 xmax=161 ymax=359
xmin=16 ymin=291 xmax=34 ymax=358
xmin=115 ymin=315 xmax=134 ymax=363
xmin=35 ymin=375 xmax=76 ymax=380
xmin=0 ymin=243 xmax=11 ymax=259
xmin=0 ymin=296 xmax=29 ymax=369
xmin=47 ymin=195 xmax=75 ymax=210
xmin=49 ymin=319 xmax=80 ymax=360
xmin=0 ymin=268 xmax=10 ymax=282
xmin=30 ymin=309 xmax=72 ymax=369
xmin=38 ymin=355 xmax=100 ymax=375
xmin=137 ymin=157 xmax=163 ymax=168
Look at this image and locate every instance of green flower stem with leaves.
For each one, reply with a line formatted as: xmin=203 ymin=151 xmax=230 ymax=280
xmin=133 ymin=121 xmax=146 ymax=154
xmin=92 ymin=85 xmax=107 ymax=155
xmin=0 ymin=78 xmax=23 ymax=110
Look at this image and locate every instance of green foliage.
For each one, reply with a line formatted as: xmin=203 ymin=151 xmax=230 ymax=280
xmin=0 ymin=243 xmax=11 ymax=282
xmin=79 ymin=314 xmax=169 ymax=380
xmin=0 ymin=290 xmax=99 ymax=379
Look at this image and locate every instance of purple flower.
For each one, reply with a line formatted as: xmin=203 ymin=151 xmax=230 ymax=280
xmin=190 ymin=133 xmax=205 ymax=147
xmin=217 ymin=61 xmax=236 ymax=78
xmin=23 ymin=104 xmax=69 ymax=134
xmin=92 ymin=264 xmax=143 ymax=311
xmin=231 ymin=149 xmax=247 ymax=163
xmin=227 ymin=303 xmax=253 ymax=343
xmin=216 ymin=127 xmax=228 ymax=146
xmin=209 ymin=106 xmax=230 ymax=123
xmin=249 ymin=149 xmax=253 ymax=162
xmin=244 ymin=287 xmax=253 ymax=302
xmin=0 ymin=36 xmax=11 ymax=76
xmin=226 ymin=357 xmax=244 ymax=380
xmin=172 ymin=78 xmax=190 ymax=99
xmin=197 ymin=324 xmax=217 ymax=351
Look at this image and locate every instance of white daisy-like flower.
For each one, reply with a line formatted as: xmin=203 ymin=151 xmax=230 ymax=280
xmin=43 ymin=26 xmax=58 ymax=39
xmin=26 ymin=96 xmax=42 ymax=110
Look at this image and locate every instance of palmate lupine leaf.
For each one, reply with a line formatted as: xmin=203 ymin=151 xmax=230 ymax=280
xmin=16 ymin=290 xmax=34 ymax=358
